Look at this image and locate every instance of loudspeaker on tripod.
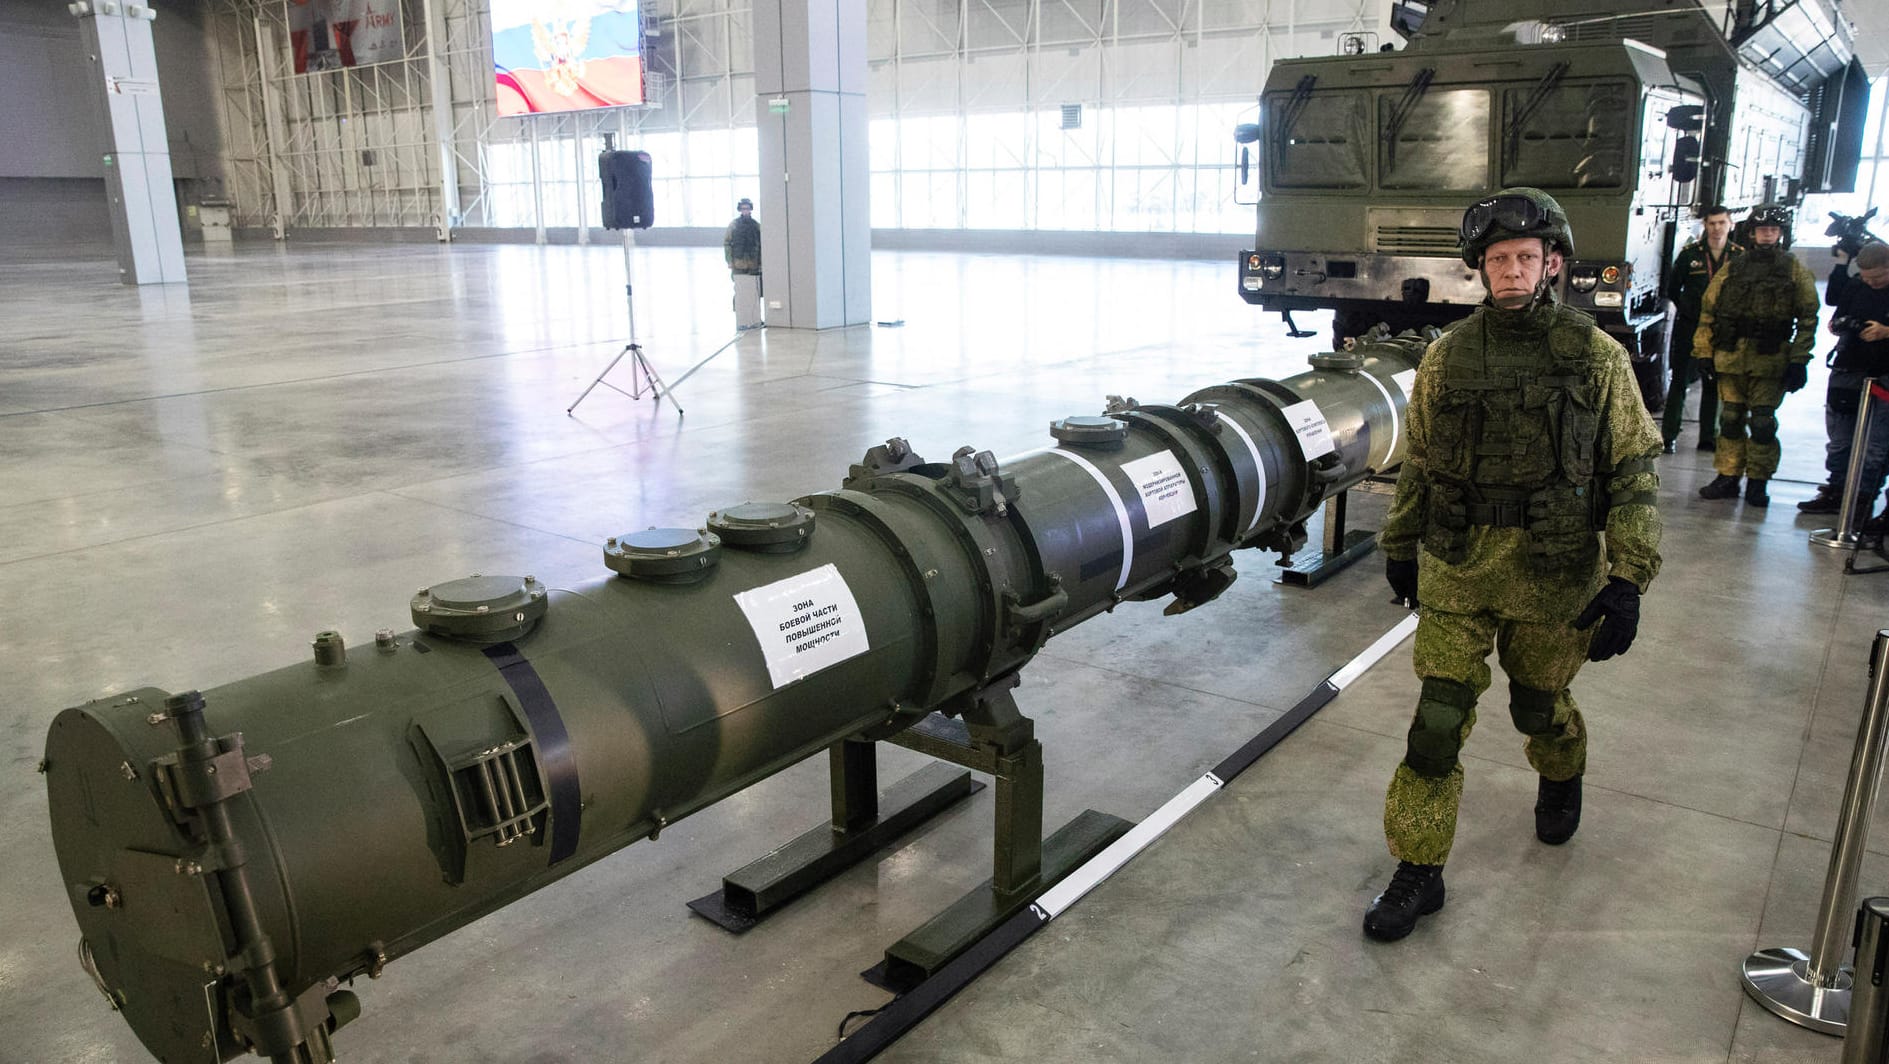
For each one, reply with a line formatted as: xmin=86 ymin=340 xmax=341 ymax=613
xmin=599 ymin=150 xmax=654 ymax=230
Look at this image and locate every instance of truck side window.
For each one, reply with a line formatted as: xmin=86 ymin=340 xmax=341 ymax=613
xmin=1502 ymin=79 xmax=1632 ymax=189
xmin=1268 ymin=91 xmax=1370 ymax=189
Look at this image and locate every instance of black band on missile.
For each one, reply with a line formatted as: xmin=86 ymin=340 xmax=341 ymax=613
xmin=483 ymin=642 xmax=582 ymax=865
xmin=1211 ymin=679 xmax=1339 ymax=783
xmin=815 ymin=908 xmax=1047 ymax=1064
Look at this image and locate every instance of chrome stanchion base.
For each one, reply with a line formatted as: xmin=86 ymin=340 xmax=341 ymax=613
xmin=1742 ymin=946 xmax=1852 ymax=1034
xmin=1811 ymin=528 xmax=1861 ymax=551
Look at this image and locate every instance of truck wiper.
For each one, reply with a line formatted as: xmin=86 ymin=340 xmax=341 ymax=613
xmin=1503 ymin=60 xmax=1570 ymax=170
xmin=1381 ymin=67 xmax=1436 ymax=168
xmin=1277 ymin=75 xmax=1319 ymax=145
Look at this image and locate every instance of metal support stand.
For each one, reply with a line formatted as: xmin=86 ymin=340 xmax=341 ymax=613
xmin=567 ymin=230 xmax=682 ymax=416
xmin=1275 ymin=484 xmax=1383 ymax=587
xmin=1842 ymin=897 xmax=1889 ymax=1064
xmin=1743 ymin=630 xmax=1889 ymax=1035
xmin=1812 ymin=376 xmax=1879 ymax=552
xmin=864 ymin=688 xmax=1131 ymax=992
xmin=685 ymin=743 xmax=981 ymax=932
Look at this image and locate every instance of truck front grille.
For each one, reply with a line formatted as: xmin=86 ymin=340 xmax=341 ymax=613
xmin=1372 ymin=225 xmax=1461 ymax=256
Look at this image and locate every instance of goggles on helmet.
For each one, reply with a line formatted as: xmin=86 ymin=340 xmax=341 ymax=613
xmin=1461 ymin=194 xmax=1549 ymax=245
xmin=1750 ymin=204 xmax=1791 ymax=227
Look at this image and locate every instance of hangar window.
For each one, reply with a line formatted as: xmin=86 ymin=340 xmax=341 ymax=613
xmin=1267 ymin=91 xmax=1369 ymax=189
xmin=1502 ymin=79 xmax=1633 ymax=189
xmin=1377 ymin=87 xmax=1491 ymax=191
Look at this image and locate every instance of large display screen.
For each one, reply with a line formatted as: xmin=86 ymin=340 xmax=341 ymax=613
xmin=493 ymin=1 xmax=646 ymax=117
xmin=287 ymin=0 xmax=406 ymax=75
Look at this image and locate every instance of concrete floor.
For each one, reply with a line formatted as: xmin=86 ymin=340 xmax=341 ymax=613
xmin=1 ymin=239 xmax=1882 ymax=1064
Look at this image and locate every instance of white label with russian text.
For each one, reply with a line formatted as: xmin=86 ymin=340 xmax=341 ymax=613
xmin=1120 ymin=451 xmax=1197 ymax=529
xmin=1280 ymin=399 xmax=1337 ymax=459
xmin=734 ymin=564 xmax=870 ymax=688
xmin=1391 ymin=369 xmax=1418 ymax=399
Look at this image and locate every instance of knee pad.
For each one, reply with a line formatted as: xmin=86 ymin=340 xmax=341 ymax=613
xmin=1508 ymin=679 xmax=1558 ymax=737
xmin=1718 ymin=405 xmax=1748 ymax=440
xmin=1405 ymin=677 xmax=1477 ymax=779
xmin=1750 ymin=407 xmax=1779 ymax=446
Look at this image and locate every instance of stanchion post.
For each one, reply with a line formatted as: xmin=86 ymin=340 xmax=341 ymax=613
xmin=1813 ymin=376 xmax=1878 ymax=550
xmin=1842 ymin=898 xmax=1889 ymax=1064
xmin=1742 ymin=630 xmax=1889 ymax=1035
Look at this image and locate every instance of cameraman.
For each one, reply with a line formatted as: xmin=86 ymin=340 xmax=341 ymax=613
xmin=1802 ymin=242 xmax=1889 ymax=519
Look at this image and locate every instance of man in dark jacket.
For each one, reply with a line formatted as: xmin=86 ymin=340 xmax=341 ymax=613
xmin=1662 ymin=206 xmax=1738 ymax=453
xmin=1801 ymin=242 xmax=1889 ymax=518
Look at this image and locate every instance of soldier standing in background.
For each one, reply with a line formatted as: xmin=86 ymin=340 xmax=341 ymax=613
xmin=1693 ymin=204 xmax=1820 ymax=508
xmin=725 ymin=197 xmax=764 ymax=330
xmin=1366 ymin=187 xmax=1663 ymax=943
xmin=1662 ymin=206 xmax=1739 ymax=454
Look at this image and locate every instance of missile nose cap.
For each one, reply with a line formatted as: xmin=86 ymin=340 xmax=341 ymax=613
xmin=605 ymin=528 xmax=723 ymax=583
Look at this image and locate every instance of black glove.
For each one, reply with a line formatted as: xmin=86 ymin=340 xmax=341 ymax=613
xmin=1572 ymin=577 xmax=1641 ymax=662
xmin=1784 ymin=361 xmax=1809 ymax=393
xmin=1386 ymin=556 xmax=1419 ymax=610
xmin=1695 ymin=357 xmax=1716 ymax=383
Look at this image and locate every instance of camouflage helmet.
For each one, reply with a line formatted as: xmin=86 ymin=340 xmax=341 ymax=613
xmin=1747 ymin=202 xmax=1793 ymax=246
xmin=1459 ymin=187 xmax=1575 ymax=267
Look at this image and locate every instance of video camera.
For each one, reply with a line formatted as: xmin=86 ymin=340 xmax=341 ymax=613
xmin=1826 ymin=207 xmax=1882 ymax=259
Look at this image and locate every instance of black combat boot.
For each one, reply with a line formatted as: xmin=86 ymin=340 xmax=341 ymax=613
xmin=1362 ymin=861 xmax=1446 ymax=942
xmin=1745 ymin=479 xmax=1770 ymax=508
xmin=1697 ymin=437 xmax=1716 ymax=452
xmin=1535 ymin=775 xmax=1583 ymax=845
xmin=1699 ymin=474 xmax=1741 ymax=499
xmin=1798 ymin=485 xmax=1841 ymax=514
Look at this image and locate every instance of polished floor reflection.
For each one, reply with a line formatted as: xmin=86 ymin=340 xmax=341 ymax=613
xmin=0 ymin=239 xmax=1876 ymax=1064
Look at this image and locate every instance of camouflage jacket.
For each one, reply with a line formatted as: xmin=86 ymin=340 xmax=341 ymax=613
xmin=1692 ymin=248 xmax=1819 ymax=373
xmin=724 ymin=216 xmax=761 ymax=274
xmin=1379 ymin=301 xmax=1663 ymax=619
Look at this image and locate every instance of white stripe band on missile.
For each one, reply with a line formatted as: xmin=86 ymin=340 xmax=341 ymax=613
xmin=1356 ymin=369 xmax=1400 ymax=467
xmin=1029 ymin=610 xmax=1417 ymax=921
xmin=1039 ymin=448 xmax=1135 ymax=591
xmin=1213 ymin=411 xmax=1269 ymax=534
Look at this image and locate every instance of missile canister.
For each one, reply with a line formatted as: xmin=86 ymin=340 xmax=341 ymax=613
xmin=43 ymin=331 xmax=1427 ymax=1062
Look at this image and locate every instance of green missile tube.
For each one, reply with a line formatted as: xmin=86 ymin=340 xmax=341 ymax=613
xmin=43 ymin=333 xmax=1426 ymax=1062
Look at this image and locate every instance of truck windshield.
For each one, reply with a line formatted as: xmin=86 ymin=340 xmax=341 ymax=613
xmin=1378 ymin=88 xmax=1490 ymax=191
xmin=1501 ymin=79 xmax=1632 ymax=189
xmin=1268 ymin=91 xmax=1369 ymax=189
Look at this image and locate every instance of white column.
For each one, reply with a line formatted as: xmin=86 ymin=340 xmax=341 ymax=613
xmin=752 ymin=0 xmax=870 ymax=329
xmin=72 ymin=1 xmax=188 ymax=286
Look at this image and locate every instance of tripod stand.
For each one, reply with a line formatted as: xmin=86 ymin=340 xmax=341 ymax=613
xmin=568 ymin=228 xmax=682 ymax=416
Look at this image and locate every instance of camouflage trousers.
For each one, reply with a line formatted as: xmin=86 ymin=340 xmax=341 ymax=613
xmin=1714 ymin=372 xmax=1788 ymax=480
xmin=1383 ymin=605 xmax=1592 ymax=866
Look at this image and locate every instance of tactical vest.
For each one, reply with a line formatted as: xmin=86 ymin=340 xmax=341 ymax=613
xmin=1711 ymin=248 xmax=1799 ymax=353
xmin=1422 ymin=303 xmax=1604 ymax=575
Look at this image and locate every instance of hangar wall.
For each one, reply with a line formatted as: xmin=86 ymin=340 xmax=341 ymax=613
xmin=0 ymin=0 xmax=224 ymax=249
xmin=188 ymin=0 xmax=1376 ymax=248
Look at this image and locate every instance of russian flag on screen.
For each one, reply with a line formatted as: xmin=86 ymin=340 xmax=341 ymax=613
xmin=491 ymin=0 xmax=645 ymax=116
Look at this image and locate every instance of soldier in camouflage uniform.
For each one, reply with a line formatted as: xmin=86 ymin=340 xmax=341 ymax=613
xmin=1365 ymin=188 xmax=1664 ymax=943
xmin=1693 ymin=204 xmax=1820 ymax=507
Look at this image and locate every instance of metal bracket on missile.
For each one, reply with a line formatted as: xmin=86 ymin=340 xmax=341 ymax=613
xmin=864 ymin=684 xmax=1132 ymax=993
xmin=1274 ymin=478 xmax=1395 ymax=588
xmin=687 ymin=742 xmax=984 ymax=933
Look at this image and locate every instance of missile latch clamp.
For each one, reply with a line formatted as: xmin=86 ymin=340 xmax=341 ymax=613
xmin=942 ymin=446 xmax=1018 ymax=516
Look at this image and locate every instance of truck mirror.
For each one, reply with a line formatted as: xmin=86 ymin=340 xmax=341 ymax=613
xmin=1234 ymin=123 xmax=1262 ymax=144
xmin=1666 ymin=105 xmax=1705 ymax=132
xmin=1671 ymin=135 xmax=1701 ymax=183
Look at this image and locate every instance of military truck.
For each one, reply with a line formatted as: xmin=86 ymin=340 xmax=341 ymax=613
xmin=1234 ymin=0 xmax=1869 ymax=407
